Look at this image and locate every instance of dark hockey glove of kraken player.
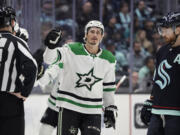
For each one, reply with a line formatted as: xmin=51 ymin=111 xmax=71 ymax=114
xmin=104 ymin=105 xmax=118 ymax=129
xmin=44 ymin=27 xmax=62 ymax=49
xmin=140 ymin=99 xmax=153 ymax=126
xmin=33 ymin=49 xmax=45 ymax=80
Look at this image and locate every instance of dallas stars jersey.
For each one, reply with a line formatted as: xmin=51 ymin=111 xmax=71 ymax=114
xmin=152 ymin=44 xmax=180 ymax=116
xmin=41 ymin=42 xmax=116 ymax=114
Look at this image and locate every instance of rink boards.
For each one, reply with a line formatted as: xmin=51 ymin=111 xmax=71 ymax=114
xmin=24 ymin=94 xmax=150 ymax=135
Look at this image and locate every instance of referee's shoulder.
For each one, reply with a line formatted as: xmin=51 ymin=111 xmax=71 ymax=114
xmin=8 ymin=33 xmax=29 ymax=50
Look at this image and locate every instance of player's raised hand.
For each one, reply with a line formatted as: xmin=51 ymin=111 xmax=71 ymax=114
xmin=44 ymin=27 xmax=62 ymax=49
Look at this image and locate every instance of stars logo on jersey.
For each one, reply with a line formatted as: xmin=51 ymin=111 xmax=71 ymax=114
xmin=76 ymin=68 xmax=102 ymax=91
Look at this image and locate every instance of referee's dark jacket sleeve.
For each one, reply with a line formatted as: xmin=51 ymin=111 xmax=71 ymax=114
xmin=16 ymin=40 xmax=37 ymax=97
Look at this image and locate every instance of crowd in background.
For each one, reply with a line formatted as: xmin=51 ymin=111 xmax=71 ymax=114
xmin=37 ymin=0 xmax=164 ymax=93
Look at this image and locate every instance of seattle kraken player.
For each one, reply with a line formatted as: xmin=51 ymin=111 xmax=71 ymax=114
xmin=141 ymin=12 xmax=180 ymax=135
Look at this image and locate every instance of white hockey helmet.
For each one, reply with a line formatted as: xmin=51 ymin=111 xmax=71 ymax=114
xmin=84 ymin=20 xmax=104 ymax=35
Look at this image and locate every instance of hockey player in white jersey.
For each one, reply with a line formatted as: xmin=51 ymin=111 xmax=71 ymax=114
xmin=40 ymin=20 xmax=118 ymax=135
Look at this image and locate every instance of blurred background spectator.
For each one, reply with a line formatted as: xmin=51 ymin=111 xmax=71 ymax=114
xmin=127 ymin=41 xmax=150 ymax=72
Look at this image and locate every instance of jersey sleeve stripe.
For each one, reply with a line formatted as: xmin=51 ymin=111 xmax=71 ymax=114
xmin=50 ymin=94 xmax=56 ymax=100
xmin=48 ymin=98 xmax=56 ymax=106
xmin=103 ymin=88 xmax=116 ymax=92
xmin=103 ymin=82 xmax=116 ymax=86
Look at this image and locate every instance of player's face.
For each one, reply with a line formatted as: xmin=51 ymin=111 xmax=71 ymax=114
xmin=86 ymin=27 xmax=103 ymax=46
xmin=159 ymin=27 xmax=176 ymax=43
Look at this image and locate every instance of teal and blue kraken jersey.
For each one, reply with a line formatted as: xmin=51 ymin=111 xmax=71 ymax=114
xmin=152 ymin=44 xmax=180 ymax=116
xmin=40 ymin=42 xmax=116 ymax=114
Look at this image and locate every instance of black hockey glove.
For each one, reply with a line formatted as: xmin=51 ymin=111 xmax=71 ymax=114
xmin=16 ymin=28 xmax=29 ymax=42
xmin=14 ymin=23 xmax=29 ymax=42
xmin=140 ymin=99 xmax=153 ymax=126
xmin=44 ymin=27 xmax=62 ymax=49
xmin=104 ymin=105 xmax=118 ymax=129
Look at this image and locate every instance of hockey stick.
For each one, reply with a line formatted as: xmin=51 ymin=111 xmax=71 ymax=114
xmin=116 ymin=75 xmax=127 ymax=91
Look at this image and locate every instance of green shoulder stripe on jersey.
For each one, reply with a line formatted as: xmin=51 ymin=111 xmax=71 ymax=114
xmin=99 ymin=50 xmax=116 ymax=63
xmin=103 ymin=88 xmax=116 ymax=92
xmin=68 ymin=42 xmax=88 ymax=56
xmin=57 ymin=97 xmax=102 ymax=108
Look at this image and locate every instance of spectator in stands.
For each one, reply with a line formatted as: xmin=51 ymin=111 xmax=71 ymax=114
xmin=144 ymin=19 xmax=155 ymax=41
xmin=112 ymin=28 xmax=128 ymax=55
xmin=41 ymin=21 xmax=53 ymax=42
xmin=127 ymin=41 xmax=149 ymax=72
xmin=135 ymin=0 xmax=152 ymax=28
xmin=76 ymin=1 xmax=98 ymax=42
xmin=135 ymin=56 xmax=154 ymax=93
xmin=135 ymin=29 xmax=154 ymax=54
xmin=138 ymin=56 xmax=154 ymax=84
xmin=116 ymin=1 xmax=131 ymax=39
xmin=40 ymin=0 xmax=53 ymax=23
xmin=105 ymin=40 xmax=128 ymax=74
xmin=105 ymin=16 xmax=118 ymax=40
xmin=102 ymin=0 xmax=115 ymax=26
xmin=55 ymin=0 xmax=72 ymax=20
xmin=132 ymin=71 xmax=139 ymax=91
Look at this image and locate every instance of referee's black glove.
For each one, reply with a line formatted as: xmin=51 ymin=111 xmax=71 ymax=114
xmin=140 ymin=99 xmax=153 ymax=126
xmin=33 ymin=49 xmax=45 ymax=80
xmin=104 ymin=105 xmax=118 ymax=129
xmin=44 ymin=27 xmax=62 ymax=49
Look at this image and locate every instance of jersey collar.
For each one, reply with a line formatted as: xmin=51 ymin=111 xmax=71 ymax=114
xmin=83 ymin=44 xmax=102 ymax=57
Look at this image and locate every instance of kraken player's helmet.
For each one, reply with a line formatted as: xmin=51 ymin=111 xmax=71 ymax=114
xmin=156 ymin=12 xmax=180 ymax=35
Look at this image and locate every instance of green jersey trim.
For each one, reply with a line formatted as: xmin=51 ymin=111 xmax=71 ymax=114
xmin=68 ymin=42 xmax=88 ymax=56
xmin=99 ymin=50 xmax=116 ymax=63
xmin=103 ymin=88 xmax=116 ymax=92
xmin=48 ymin=98 xmax=56 ymax=106
xmin=152 ymin=108 xmax=180 ymax=116
xmin=52 ymin=50 xmax=61 ymax=65
xmin=56 ymin=97 xmax=102 ymax=108
xmin=58 ymin=62 xmax=63 ymax=69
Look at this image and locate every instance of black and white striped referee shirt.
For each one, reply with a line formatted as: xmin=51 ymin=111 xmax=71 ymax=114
xmin=0 ymin=31 xmax=37 ymax=97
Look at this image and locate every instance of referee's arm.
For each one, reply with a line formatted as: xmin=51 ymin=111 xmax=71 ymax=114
xmin=17 ymin=41 xmax=37 ymax=97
